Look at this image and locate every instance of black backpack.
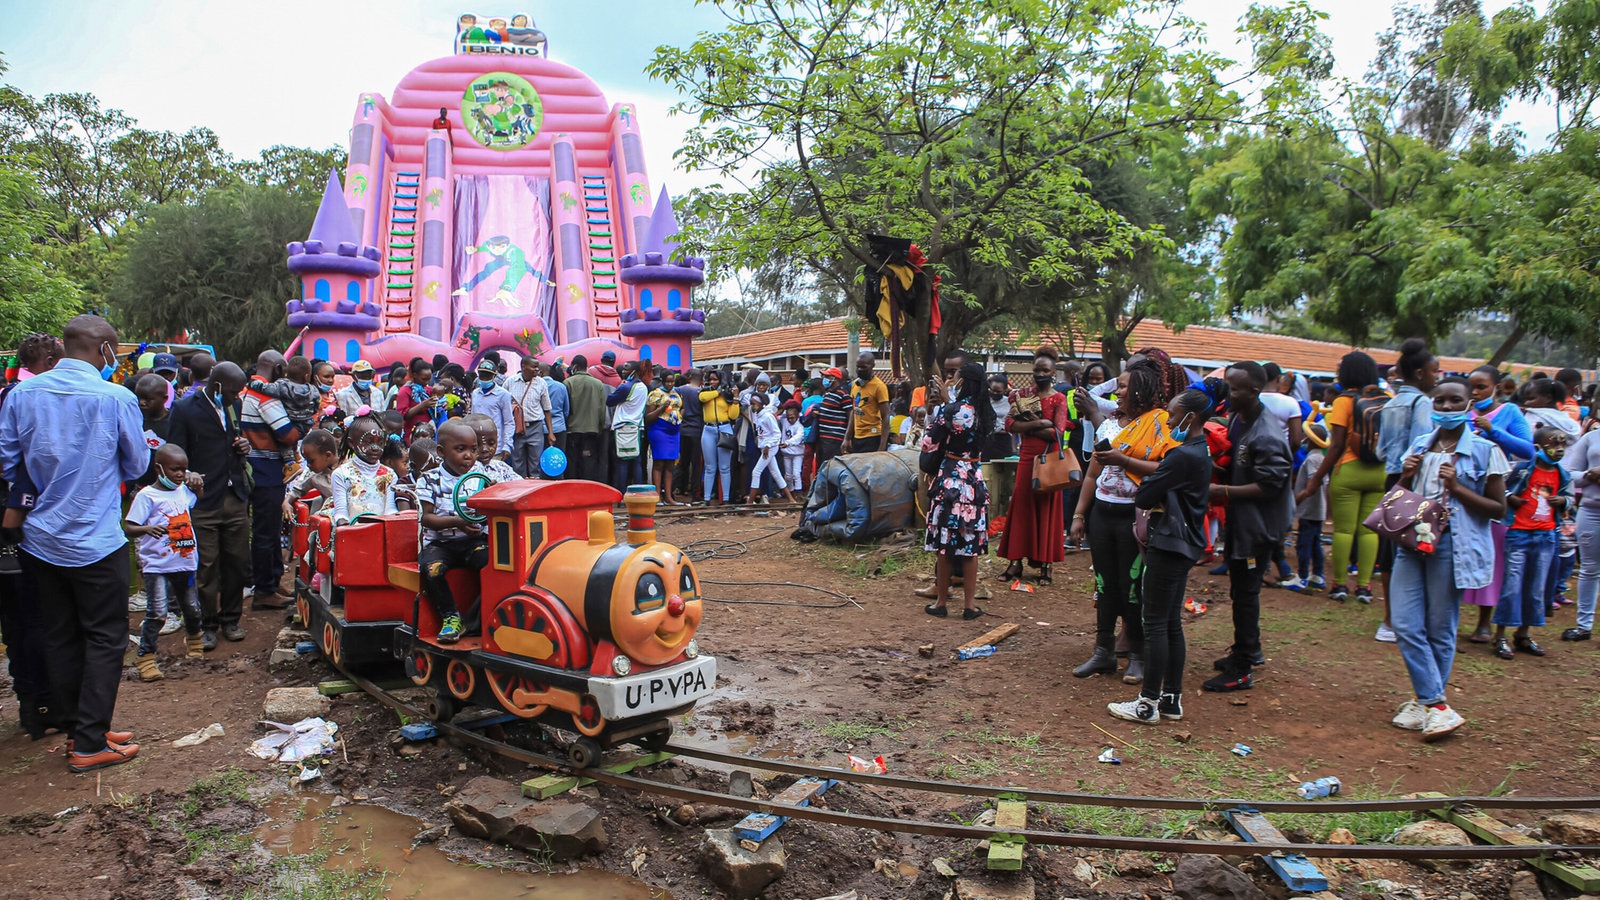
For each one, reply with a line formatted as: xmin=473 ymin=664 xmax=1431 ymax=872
xmin=1344 ymin=388 xmax=1390 ymax=465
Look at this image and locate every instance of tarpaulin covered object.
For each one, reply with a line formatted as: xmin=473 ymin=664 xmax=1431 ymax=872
xmin=797 ymin=449 xmax=920 ymax=543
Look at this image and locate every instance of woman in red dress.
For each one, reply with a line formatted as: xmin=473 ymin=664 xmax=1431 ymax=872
xmin=999 ymin=346 xmax=1070 ymax=583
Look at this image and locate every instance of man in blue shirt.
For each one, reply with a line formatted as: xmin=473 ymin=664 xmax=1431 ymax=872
xmin=0 ymin=315 xmax=148 ymax=773
xmin=545 ymin=363 xmax=570 ymax=458
xmin=470 ymin=359 xmax=516 ymax=460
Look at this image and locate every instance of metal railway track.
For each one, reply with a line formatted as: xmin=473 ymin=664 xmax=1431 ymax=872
xmin=338 ymin=668 xmax=1600 ymax=862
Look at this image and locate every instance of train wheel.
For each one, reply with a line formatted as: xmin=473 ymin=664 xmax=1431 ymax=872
xmin=321 ymin=622 xmax=343 ymax=668
xmin=485 ymin=669 xmax=549 ymax=719
xmin=296 ymin=593 xmax=311 ymax=630
xmin=568 ymin=737 xmax=601 ymax=769
xmin=422 ymin=686 xmax=458 ymax=724
xmin=445 ymin=659 xmax=477 ymax=701
xmin=639 ymin=726 xmax=672 ymax=753
xmin=571 ymin=694 xmax=605 ymax=737
xmin=408 ymin=648 xmax=434 ymax=687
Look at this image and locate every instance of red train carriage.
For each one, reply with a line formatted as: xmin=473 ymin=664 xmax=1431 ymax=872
xmin=291 ymin=481 xmax=714 ymax=766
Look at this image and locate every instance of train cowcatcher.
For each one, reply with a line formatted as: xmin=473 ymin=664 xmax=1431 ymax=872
xmin=290 ymin=479 xmax=714 ymax=767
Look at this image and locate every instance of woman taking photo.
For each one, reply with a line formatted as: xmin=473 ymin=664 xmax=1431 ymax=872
xmin=1458 ymin=365 xmax=1534 ymax=641
xmin=921 ymin=362 xmax=994 ymax=619
xmin=1070 ymin=363 xmax=1172 ymax=684
xmin=1108 ymin=388 xmax=1214 ymax=724
xmin=699 ymin=369 xmax=739 ymax=505
xmin=997 ymin=346 xmax=1069 ymax=584
xmin=1297 ymin=352 xmax=1389 ymax=603
xmin=1392 ymin=377 xmax=1507 ymax=740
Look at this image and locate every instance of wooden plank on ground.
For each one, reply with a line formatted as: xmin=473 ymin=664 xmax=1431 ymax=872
xmin=317 ymin=678 xmax=411 ymax=696
xmin=1224 ymin=808 xmax=1329 ymax=892
xmin=987 ymin=799 xmax=1028 ymax=871
xmin=732 ymin=777 xmax=836 ymax=843
xmin=520 ymin=751 xmax=674 ymax=800
xmin=1417 ymin=792 xmax=1600 ymax=893
xmin=957 ymin=623 xmax=1020 ymax=652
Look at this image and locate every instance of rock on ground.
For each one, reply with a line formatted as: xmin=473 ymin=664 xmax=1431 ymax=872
xmin=444 ymin=775 xmax=607 ymax=859
xmin=1172 ymin=855 xmax=1266 ymax=900
xmin=953 ymin=875 xmax=1036 ymax=900
xmin=1393 ymin=821 xmax=1472 ymax=846
xmin=261 ymin=687 xmax=330 ymax=721
xmin=701 ymin=828 xmax=786 ymax=899
xmin=1543 ymin=811 xmax=1600 ymax=846
xmin=1508 ymin=869 xmax=1545 ymax=900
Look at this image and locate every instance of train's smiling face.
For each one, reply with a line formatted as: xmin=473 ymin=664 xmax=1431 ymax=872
xmin=610 ymin=547 xmax=702 ymax=667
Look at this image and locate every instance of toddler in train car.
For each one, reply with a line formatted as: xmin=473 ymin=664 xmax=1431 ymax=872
xmin=330 ymin=416 xmax=400 ymax=527
xmin=284 ymin=428 xmax=340 ymax=519
xmin=465 ymin=413 xmax=521 ymax=483
xmin=416 ymin=421 xmax=492 ymax=643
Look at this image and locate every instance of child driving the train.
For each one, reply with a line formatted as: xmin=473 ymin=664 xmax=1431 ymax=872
xmin=415 ymin=420 xmax=491 ymax=644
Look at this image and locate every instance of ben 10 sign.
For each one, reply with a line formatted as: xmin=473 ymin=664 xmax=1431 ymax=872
xmin=455 ymin=12 xmax=548 ymax=57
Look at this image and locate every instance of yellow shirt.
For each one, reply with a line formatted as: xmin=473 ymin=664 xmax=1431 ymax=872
xmin=851 ymin=376 xmax=890 ymax=438
xmin=699 ymin=390 xmax=740 ymax=425
xmin=1113 ymin=408 xmax=1179 ymax=483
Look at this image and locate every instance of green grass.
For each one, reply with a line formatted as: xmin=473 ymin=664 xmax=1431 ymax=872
xmin=929 ymin=724 xmax=1063 ymax=780
xmin=238 ymin=855 xmax=392 ymax=900
xmin=808 ymin=715 xmax=916 ymax=743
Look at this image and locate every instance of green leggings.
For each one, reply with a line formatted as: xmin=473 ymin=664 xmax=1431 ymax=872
xmin=1329 ymin=459 xmax=1387 ymax=587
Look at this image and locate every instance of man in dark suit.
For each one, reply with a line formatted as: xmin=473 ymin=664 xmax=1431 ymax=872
xmin=167 ymin=362 xmax=251 ymax=649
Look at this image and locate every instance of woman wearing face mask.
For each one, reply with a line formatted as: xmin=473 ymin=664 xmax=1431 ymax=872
xmin=1391 ymin=378 xmax=1508 ymax=741
xmin=1107 ymin=389 xmax=1214 ymax=725
xmin=997 ymin=346 xmax=1069 ymax=584
xmin=981 ymin=374 xmax=1014 ymax=461
xmin=1456 ymin=365 xmax=1534 ymax=641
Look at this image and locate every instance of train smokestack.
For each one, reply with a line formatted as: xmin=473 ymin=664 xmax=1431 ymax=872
xmin=624 ymin=484 xmax=659 ymax=545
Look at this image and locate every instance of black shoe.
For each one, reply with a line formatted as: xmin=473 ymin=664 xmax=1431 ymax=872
xmin=222 ymin=624 xmax=247 ymax=642
xmin=1328 ymin=586 xmax=1349 ymax=602
xmin=924 ymin=603 xmax=948 ymax=618
xmin=1495 ymin=637 xmax=1514 ymax=659
xmin=1212 ymin=647 xmax=1267 ymax=670
xmin=1159 ymin=692 xmax=1184 ymax=720
xmin=1073 ymin=646 xmax=1117 ymax=678
xmin=961 ymin=608 xmax=983 ymax=621
xmin=1121 ymin=653 xmax=1144 ymax=685
xmin=201 ymin=630 xmax=218 ymax=651
xmin=1354 ymin=586 xmax=1374 ymax=604
xmin=1203 ymin=668 xmax=1253 ymax=692
xmin=1562 ymin=627 xmax=1592 ymax=642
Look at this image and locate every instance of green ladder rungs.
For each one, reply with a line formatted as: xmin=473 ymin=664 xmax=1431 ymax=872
xmin=392 ymin=230 xmax=415 ymax=236
xmin=592 ymin=282 xmax=618 ymax=289
xmin=592 ymin=269 xmax=616 ymax=276
xmin=388 ymin=282 xmax=414 ymax=290
xmin=591 ymin=256 xmax=614 ymax=262
xmin=389 ymin=269 xmax=414 ymax=276
xmin=390 ymin=255 xmax=414 ymax=262
xmin=589 ymin=230 xmax=612 ymax=237
xmin=390 ymin=242 xmax=414 ymax=249
xmin=590 ymin=243 xmax=613 ymax=250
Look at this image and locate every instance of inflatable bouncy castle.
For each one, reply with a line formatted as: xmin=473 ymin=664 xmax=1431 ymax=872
xmin=285 ymin=14 xmax=707 ymax=370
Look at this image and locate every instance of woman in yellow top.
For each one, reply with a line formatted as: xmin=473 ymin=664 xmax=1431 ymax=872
xmin=699 ymin=369 xmax=741 ymax=504
xmin=1093 ymin=359 xmax=1181 ymax=483
xmin=1296 ymin=352 xmax=1388 ymax=603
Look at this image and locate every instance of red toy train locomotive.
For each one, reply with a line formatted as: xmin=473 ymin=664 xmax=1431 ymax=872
xmin=290 ymin=480 xmax=715 ymax=767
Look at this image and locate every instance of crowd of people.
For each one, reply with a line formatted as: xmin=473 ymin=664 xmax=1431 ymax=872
xmin=0 ymin=315 xmax=1594 ymax=773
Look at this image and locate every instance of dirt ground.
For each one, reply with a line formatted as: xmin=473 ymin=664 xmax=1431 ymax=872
xmin=1 ymin=509 xmax=1597 ymax=898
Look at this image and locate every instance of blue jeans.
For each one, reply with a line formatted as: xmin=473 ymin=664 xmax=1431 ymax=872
xmin=1296 ymin=518 xmax=1324 ymax=580
xmin=1390 ymin=533 xmax=1462 ymax=705
xmin=510 ymin=424 xmax=547 ymax=478
xmin=139 ymin=571 xmax=202 ymax=655
xmin=1576 ymin=505 xmax=1600 ymax=631
xmin=701 ymin=424 xmax=733 ymax=502
xmin=1496 ymin=528 xmax=1555 ymax=628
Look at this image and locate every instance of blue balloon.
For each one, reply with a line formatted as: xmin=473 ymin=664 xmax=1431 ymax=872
xmin=540 ymin=445 xmax=568 ymax=477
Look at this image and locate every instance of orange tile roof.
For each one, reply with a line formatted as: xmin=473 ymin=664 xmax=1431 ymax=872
xmin=693 ymin=318 xmax=1572 ymax=378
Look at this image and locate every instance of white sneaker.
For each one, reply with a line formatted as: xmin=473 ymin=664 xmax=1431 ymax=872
xmin=1375 ymin=623 xmax=1398 ymax=643
xmin=1392 ymin=699 xmax=1426 ymax=731
xmin=160 ymin=612 xmax=182 ymax=636
xmin=1278 ymin=575 xmax=1307 ymax=591
xmin=128 ymin=592 xmax=148 ymax=612
xmin=1107 ymin=696 xmax=1161 ymax=724
xmin=1422 ymin=704 xmax=1465 ymax=741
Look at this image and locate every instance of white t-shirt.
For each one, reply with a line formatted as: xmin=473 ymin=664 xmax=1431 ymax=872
xmin=1259 ymin=392 xmax=1304 ymax=443
xmin=1094 ymin=419 xmax=1138 ymax=504
xmin=125 ymin=484 xmax=199 ymax=574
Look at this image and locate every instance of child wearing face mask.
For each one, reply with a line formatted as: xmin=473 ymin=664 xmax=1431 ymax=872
xmin=330 ymin=416 xmax=399 ymax=526
xmin=123 ymin=444 xmax=205 ymax=680
xmin=1492 ymin=426 xmax=1572 ymax=660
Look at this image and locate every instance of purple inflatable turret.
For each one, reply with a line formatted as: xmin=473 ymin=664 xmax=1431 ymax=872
xmin=618 ymin=187 xmax=705 ymax=369
xmin=285 ymin=170 xmax=384 ymax=332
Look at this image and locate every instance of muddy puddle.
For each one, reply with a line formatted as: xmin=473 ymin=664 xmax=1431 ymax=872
xmin=259 ymin=793 xmax=666 ymax=899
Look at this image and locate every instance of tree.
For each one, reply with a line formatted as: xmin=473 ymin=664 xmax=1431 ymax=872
xmin=0 ymin=165 xmax=82 ymax=346
xmin=112 ymin=184 xmax=311 ymax=363
xmin=651 ymin=0 xmax=1327 ymax=381
xmin=236 ymin=144 xmax=348 ymax=198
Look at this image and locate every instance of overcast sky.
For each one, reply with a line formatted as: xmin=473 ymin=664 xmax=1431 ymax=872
xmin=1 ymin=0 xmax=1554 ymax=200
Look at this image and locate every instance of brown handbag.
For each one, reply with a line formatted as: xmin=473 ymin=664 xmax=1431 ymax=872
xmin=1032 ymin=442 xmax=1082 ymax=493
xmin=1363 ymin=486 xmax=1451 ymax=553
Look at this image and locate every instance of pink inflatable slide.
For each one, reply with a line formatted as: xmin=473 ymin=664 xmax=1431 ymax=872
xmin=284 ymin=13 xmax=707 ymax=371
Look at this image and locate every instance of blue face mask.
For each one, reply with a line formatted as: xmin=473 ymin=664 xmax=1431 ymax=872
xmin=822 ymin=378 xmax=834 ymax=389
xmin=1432 ymin=411 xmax=1470 ymax=430
xmin=209 ymin=386 xmax=225 ymax=408
xmin=316 ymin=383 xmax=331 ymax=395
xmin=479 ymin=379 xmax=494 ymax=392
xmin=1472 ymin=396 xmax=1494 ymax=411
xmin=1538 ymin=448 xmax=1565 ymax=464
xmin=99 ymin=343 xmax=116 ymax=381
xmin=1169 ymin=415 xmax=1192 ymax=443
xmin=156 ymin=467 xmax=178 ymax=491
xmin=355 ymin=377 xmax=372 ymax=389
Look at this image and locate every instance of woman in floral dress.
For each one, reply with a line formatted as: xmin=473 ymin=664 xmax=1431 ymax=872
xmin=923 ymin=361 xmax=994 ymax=619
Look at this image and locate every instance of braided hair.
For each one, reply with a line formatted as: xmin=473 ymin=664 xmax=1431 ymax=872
xmin=1132 ymin=346 xmax=1190 ymax=405
xmin=1124 ymin=359 xmax=1166 ymax=417
xmin=955 ymin=361 xmax=995 ymax=436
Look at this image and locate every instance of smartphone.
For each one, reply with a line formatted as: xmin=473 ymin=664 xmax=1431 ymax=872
xmin=1095 ymin=439 xmax=1112 ymax=452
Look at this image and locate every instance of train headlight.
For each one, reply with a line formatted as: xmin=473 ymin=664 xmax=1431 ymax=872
xmin=684 ymin=640 xmax=700 ymax=659
xmin=611 ymin=655 xmax=632 ymax=676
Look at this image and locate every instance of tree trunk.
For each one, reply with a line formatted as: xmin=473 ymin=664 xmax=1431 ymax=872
xmin=1486 ymin=320 xmax=1528 ymax=369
